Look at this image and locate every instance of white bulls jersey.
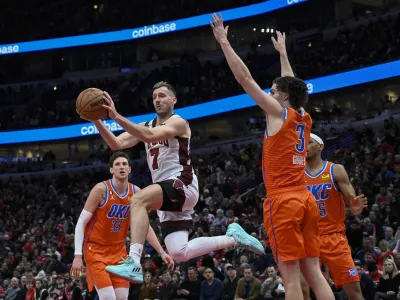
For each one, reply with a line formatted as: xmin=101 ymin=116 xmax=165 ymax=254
xmin=144 ymin=114 xmax=199 ymax=223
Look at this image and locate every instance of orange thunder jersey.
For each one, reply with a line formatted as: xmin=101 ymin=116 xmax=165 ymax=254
xmin=84 ymin=179 xmax=135 ymax=245
xmin=262 ymin=107 xmax=312 ymax=191
xmin=305 ymin=161 xmax=346 ymax=235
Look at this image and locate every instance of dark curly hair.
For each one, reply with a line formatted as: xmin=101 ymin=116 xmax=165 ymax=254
xmin=273 ymin=76 xmax=309 ymax=110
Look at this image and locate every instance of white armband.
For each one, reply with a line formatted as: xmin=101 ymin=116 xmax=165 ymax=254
xmin=74 ymin=209 xmax=93 ymax=255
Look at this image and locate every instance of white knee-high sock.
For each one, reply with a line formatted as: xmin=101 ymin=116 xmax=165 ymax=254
xmin=129 ymin=243 xmax=143 ymax=264
xmin=165 ymin=231 xmax=235 ymax=262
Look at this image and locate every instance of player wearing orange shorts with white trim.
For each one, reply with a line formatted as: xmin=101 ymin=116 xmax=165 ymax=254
xmin=300 ymin=134 xmax=367 ymax=300
xmin=71 ymin=152 xmax=173 ymax=300
xmin=211 ymin=14 xmax=334 ymax=300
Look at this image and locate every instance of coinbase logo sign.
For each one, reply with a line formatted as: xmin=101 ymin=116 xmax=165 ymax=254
xmin=287 ymin=0 xmax=304 ymax=4
xmin=132 ymin=23 xmax=177 ymax=38
xmin=307 ymin=83 xmax=314 ymax=94
xmin=0 ymin=45 xmax=19 ymax=55
xmin=80 ymin=121 xmax=123 ymax=136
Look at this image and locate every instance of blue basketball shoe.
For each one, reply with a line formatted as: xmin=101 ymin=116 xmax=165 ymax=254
xmin=226 ymin=223 xmax=265 ymax=255
xmin=105 ymin=256 xmax=143 ymax=284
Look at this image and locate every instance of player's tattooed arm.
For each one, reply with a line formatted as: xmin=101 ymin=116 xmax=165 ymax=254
xmin=210 ymin=13 xmax=283 ymax=118
xmin=271 ymin=31 xmax=295 ymax=77
xmin=333 ymin=164 xmax=367 ymax=215
xmin=114 ymin=116 xmax=187 ymax=143
xmin=83 ymin=183 xmax=107 ymax=213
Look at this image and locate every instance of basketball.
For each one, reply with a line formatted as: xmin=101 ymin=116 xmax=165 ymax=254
xmin=76 ymin=88 xmax=108 ymax=120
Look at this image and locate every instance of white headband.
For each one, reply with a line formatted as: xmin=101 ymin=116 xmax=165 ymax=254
xmin=310 ymin=133 xmax=324 ymax=145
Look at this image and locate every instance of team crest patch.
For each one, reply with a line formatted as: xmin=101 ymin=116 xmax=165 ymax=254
xmin=321 ymin=173 xmax=330 ymax=180
xmin=348 ymin=268 xmax=357 ymax=277
xmin=128 ymin=196 xmax=131 ymax=202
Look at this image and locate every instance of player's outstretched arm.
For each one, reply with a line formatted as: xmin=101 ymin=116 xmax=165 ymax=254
xmin=210 ymin=13 xmax=283 ymax=118
xmin=94 ymin=121 xmax=141 ymax=150
xmin=116 ymin=114 xmax=187 ymax=144
xmin=333 ymin=164 xmax=367 ymax=215
xmin=101 ymin=92 xmax=187 ymax=143
xmin=71 ymin=183 xmax=105 ymax=279
xmin=271 ymin=31 xmax=295 ymax=77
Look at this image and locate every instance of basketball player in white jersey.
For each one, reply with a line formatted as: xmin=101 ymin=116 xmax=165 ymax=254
xmin=83 ymin=81 xmax=264 ymax=283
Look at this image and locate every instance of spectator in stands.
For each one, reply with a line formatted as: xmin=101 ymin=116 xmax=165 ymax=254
xmin=177 ymin=267 xmax=201 ymax=300
xmin=384 ymin=227 xmax=398 ymax=250
xmin=222 ymin=264 xmax=238 ymax=300
xmin=260 ymin=265 xmax=281 ymax=300
xmin=356 ymin=237 xmax=378 ymax=264
xmin=377 ymin=239 xmax=395 ymax=267
xmin=34 ymin=280 xmax=48 ymax=300
xmin=347 ymin=220 xmax=364 ymax=253
xmin=234 ymin=267 xmax=261 ymax=300
xmin=375 ymin=258 xmax=400 ymax=299
xmin=366 ymin=260 xmax=382 ymax=287
xmin=139 ymin=272 xmax=157 ymax=300
xmin=355 ymin=260 xmax=376 ymax=300
xmin=200 ymin=267 xmax=223 ymax=300
xmin=212 ymin=209 xmax=227 ymax=234
xmin=23 ymin=280 xmax=34 ymax=300
xmin=4 ymin=277 xmax=23 ymax=300
xmin=157 ymin=271 xmax=178 ymax=300
xmin=142 ymin=254 xmax=158 ymax=275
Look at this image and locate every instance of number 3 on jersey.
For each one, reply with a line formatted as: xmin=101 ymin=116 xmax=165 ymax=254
xmin=150 ymin=148 xmax=159 ymax=170
xmin=295 ymin=124 xmax=306 ymax=153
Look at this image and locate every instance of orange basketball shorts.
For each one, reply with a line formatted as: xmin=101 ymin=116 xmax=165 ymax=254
xmin=263 ymin=187 xmax=320 ymax=262
xmin=320 ymin=232 xmax=360 ymax=287
xmin=84 ymin=241 xmax=129 ymax=291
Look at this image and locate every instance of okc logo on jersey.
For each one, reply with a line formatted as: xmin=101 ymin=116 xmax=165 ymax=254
xmin=107 ymin=204 xmax=130 ymax=219
xmin=306 ymin=183 xmax=332 ymax=201
xmin=348 ymin=268 xmax=357 ymax=277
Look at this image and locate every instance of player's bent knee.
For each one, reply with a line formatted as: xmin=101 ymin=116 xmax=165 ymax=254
xmin=168 ymin=248 xmax=188 ymax=262
xmin=130 ymin=193 xmax=148 ymax=207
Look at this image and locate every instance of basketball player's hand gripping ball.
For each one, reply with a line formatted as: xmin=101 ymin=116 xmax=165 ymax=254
xmin=101 ymin=91 xmax=119 ymax=120
xmin=210 ymin=13 xmax=229 ymax=44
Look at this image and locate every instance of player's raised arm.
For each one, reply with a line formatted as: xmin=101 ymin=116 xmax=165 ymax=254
xmin=71 ymin=183 xmax=105 ymax=278
xmin=333 ymin=164 xmax=367 ymax=215
xmin=210 ymin=14 xmax=283 ymax=118
xmin=271 ymin=31 xmax=295 ymax=77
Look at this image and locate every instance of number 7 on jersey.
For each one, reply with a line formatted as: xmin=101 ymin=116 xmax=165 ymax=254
xmin=150 ymin=148 xmax=159 ymax=170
